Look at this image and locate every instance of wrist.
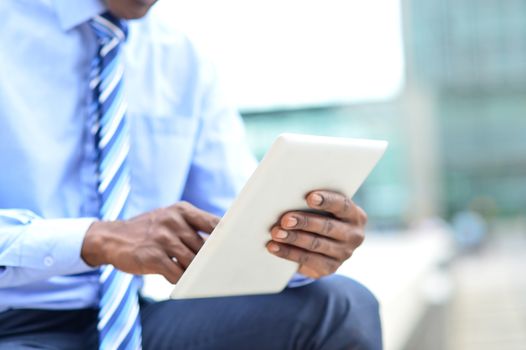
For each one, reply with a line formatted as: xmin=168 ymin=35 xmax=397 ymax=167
xmin=81 ymin=220 xmax=113 ymax=267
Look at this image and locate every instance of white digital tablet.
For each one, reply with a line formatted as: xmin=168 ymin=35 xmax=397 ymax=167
xmin=170 ymin=133 xmax=388 ymax=299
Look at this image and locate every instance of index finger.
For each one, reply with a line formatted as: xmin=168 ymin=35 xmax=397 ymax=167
xmin=305 ymin=190 xmax=364 ymax=223
xmin=158 ymin=257 xmax=184 ymax=284
xmin=175 ymin=201 xmax=221 ymax=233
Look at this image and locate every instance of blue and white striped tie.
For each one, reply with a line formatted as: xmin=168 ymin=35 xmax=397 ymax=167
xmin=90 ymin=13 xmax=142 ymax=350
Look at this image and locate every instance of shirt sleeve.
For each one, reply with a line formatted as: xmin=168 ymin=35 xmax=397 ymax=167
xmin=180 ymin=53 xmax=257 ymax=216
xmin=0 ymin=209 xmax=96 ymax=288
xmin=287 ymin=273 xmax=315 ymax=288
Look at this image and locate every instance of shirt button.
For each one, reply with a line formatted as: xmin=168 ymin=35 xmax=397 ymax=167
xmin=44 ymin=256 xmax=54 ymax=267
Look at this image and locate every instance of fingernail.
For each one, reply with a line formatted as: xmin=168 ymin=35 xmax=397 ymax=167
xmin=268 ymin=243 xmax=280 ymax=252
xmin=311 ymin=193 xmax=323 ymax=206
xmin=275 ymin=230 xmax=288 ymax=239
xmin=284 ymin=216 xmax=298 ymax=228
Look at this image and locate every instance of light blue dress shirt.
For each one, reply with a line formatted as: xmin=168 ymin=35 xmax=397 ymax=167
xmin=0 ymin=0 xmax=302 ymax=312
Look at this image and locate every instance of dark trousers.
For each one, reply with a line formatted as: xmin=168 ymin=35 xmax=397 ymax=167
xmin=0 ymin=275 xmax=382 ymax=350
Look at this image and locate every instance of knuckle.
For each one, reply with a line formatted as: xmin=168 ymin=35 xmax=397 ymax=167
xmin=173 ymin=246 xmax=187 ymax=259
xmin=158 ymin=207 xmax=182 ymax=227
xmin=175 ymin=201 xmax=192 ymax=212
xmin=299 ymin=253 xmax=310 ymax=265
xmin=171 ymin=214 xmax=186 ymax=228
xmin=344 ymin=225 xmax=364 ymax=244
xmin=153 ymin=207 xmax=170 ymax=224
xmin=358 ymin=207 xmax=368 ymax=225
xmin=287 ymin=231 xmax=298 ymax=243
xmin=340 ymin=197 xmax=353 ymax=216
xmin=326 ymin=192 xmax=342 ymax=209
xmin=278 ymin=245 xmax=290 ymax=258
xmin=161 ymin=205 xmax=176 ymax=215
xmin=327 ymin=191 xmax=339 ymax=203
xmin=310 ymin=235 xmax=322 ymax=251
xmin=296 ymin=215 xmax=308 ymax=229
xmin=354 ymin=229 xmax=366 ymax=246
xmin=179 ymin=229 xmax=198 ymax=241
xmin=321 ymin=218 xmax=334 ymax=236
xmin=151 ymin=227 xmax=169 ymax=243
xmin=143 ymin=210 xmax=157 ymax=227
xmin=177 ymin=246 xmax=194 ymax=262
xmin=162 ymin=228 xmax=179 ymax=244
xmin=341 ymin=247 xmax=354 ymax=260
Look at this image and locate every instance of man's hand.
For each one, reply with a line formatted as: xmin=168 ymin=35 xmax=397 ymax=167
xmin=267 ymin=190 xmax=367 ymax=279
xmin=81 ymin=202 xmax=220 ymax=284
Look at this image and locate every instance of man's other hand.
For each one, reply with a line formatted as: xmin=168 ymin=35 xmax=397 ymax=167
xmin=267 ymin=190 xmax=367 ymax=279
xmin=81 ymin=202 xmax=220 ymax=284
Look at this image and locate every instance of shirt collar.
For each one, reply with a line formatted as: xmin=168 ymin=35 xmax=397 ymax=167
xmin=52 ymin=0 xmax=107 ymax=31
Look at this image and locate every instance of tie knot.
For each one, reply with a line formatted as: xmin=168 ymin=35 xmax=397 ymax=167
xmin=90 ymin=11 xmax=128 ymax=44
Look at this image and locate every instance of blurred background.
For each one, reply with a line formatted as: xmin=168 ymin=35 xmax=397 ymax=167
xmin=151 ymin=1 xmax=526 ymax=349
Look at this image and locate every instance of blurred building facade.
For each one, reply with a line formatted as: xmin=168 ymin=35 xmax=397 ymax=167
xmin=242 ymin=0 xmax=526 ymax=227
xmin=404 ymin=0 xmax=526 ymax=218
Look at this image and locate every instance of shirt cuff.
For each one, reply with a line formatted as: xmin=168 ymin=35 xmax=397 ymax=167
xmin=287 ymin=272 xmax=315 ymax=288
xmin=19 ymin=218 xmax=97 ymax=274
